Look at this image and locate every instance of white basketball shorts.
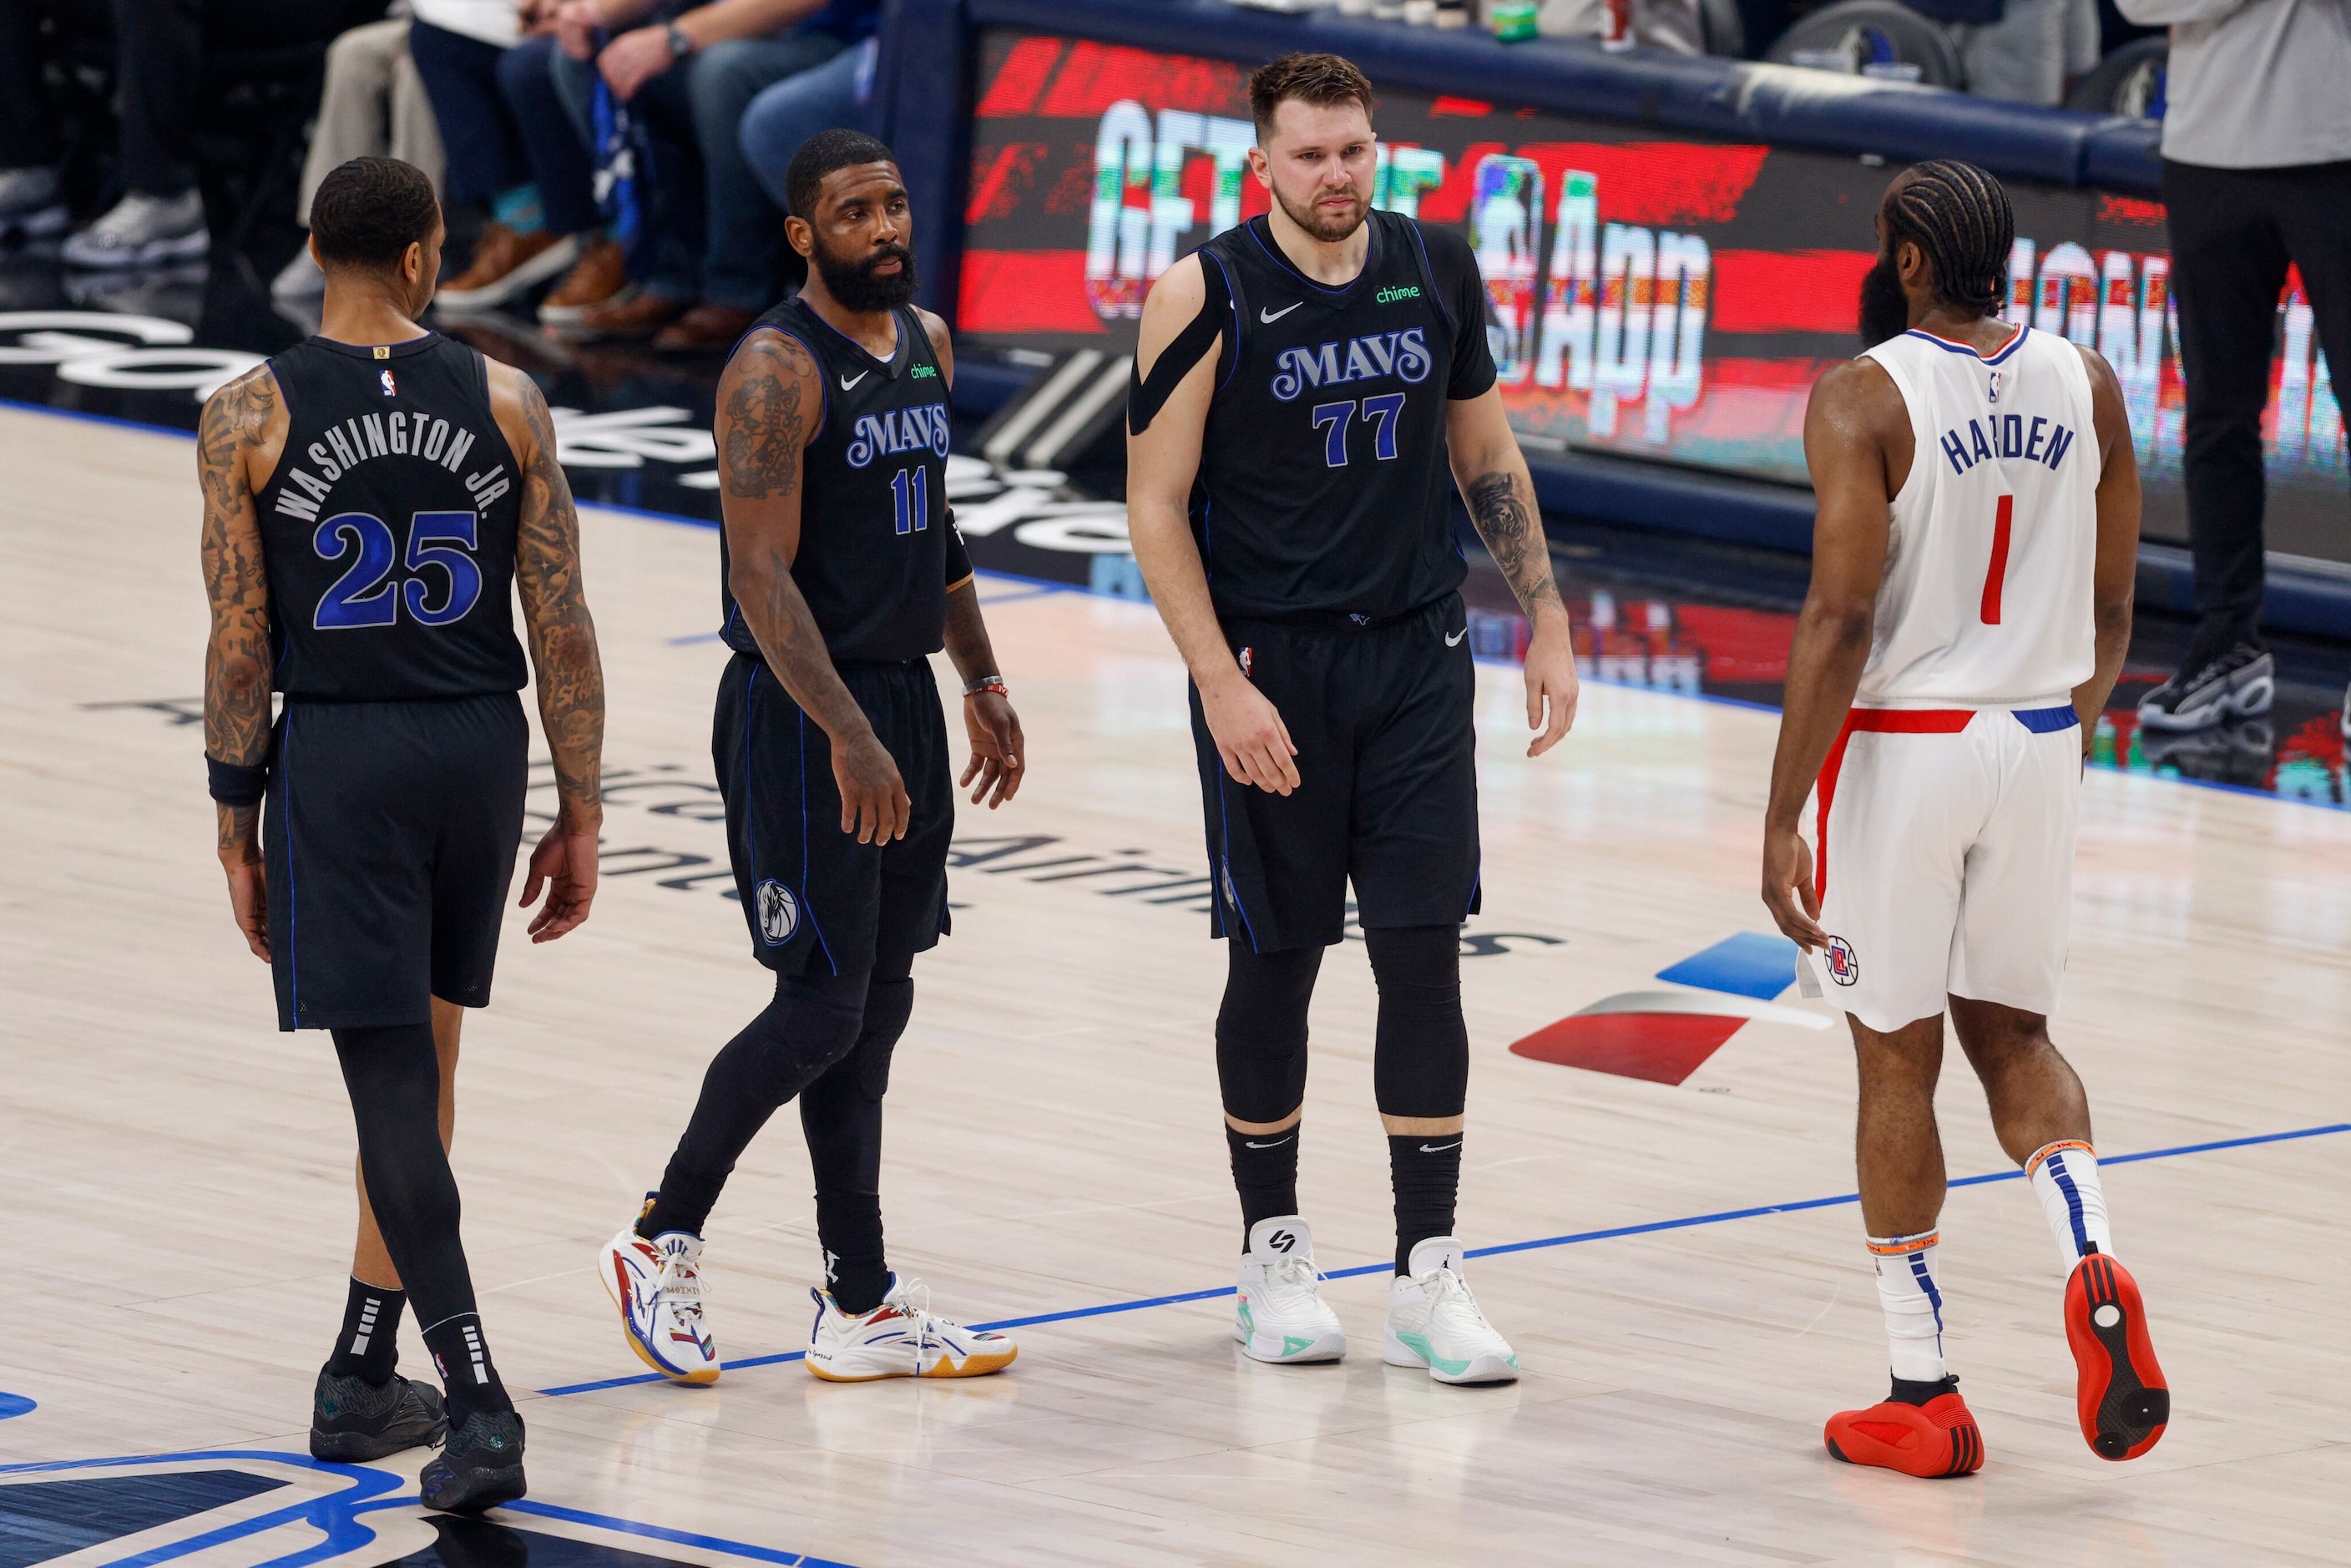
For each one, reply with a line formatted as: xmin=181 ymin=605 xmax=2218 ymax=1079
xmin=1804 ymin=703 xmax=2082 ymax=1032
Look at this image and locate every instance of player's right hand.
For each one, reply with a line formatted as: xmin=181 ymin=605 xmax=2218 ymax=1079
xmin=836 ymin=732 xmax=911 ymax=843
xmin=218 ymin=847 xmax=269 ymax=962
xmin=1761 ymin=825 xmax=1828 ymax=951
xmin=1201 ymin=671 xmax=1300 ymax=796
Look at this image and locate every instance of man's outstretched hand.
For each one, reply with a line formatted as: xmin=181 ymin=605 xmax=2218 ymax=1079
xmin=522 ymin=819 xmax=600 ymax=942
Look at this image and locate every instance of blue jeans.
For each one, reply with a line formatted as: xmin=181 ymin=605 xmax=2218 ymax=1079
xmin=552 ymin=33 xmax=841 ymax=309
xmin=739 ymin=38 xmax=877 ymax=214
xmin=408 ymin=26 xmax=599 ymax=235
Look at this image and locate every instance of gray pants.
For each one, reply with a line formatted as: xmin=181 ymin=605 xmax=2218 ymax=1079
xmin=297 ymin=18 xmax=446 ymax=225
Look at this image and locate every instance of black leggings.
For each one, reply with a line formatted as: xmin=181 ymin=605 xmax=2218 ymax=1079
xmin=1216 ymin=926 xmax=1469 ymax=1121
xmin=333 ymin=1022 xmax=477 ymax=1337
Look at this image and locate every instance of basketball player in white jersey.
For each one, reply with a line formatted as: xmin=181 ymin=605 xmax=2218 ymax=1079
xmin=1762 ymin=162 xmax=2167 ymax=1477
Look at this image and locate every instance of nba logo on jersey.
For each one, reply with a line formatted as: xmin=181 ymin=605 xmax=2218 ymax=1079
xmin=756 ymin=879 xmax=798 ymax=945
xmin=1986 ymin=369 xmax=2002 ymax=403
xmin=380 ymin=367 xmax=397 ymax=397
xmin=1238 ymin=646 xmax=1253 ymax=677
xmin=1824 ymin=936 xmax=1859 ymax=986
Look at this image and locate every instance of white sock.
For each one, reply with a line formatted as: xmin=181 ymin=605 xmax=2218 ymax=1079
xmin=2027 ymin=1140 xmax=2113 ymax=1269
xmin=1868 ymin=1230 xmax=1947 ymax=1383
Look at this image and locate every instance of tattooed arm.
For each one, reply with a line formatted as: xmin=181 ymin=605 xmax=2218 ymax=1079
xmin=1446 ymin=387 xmax=1580 ymax=757
xmin=197 ymin=365 xmax=285 ymax=961
xmin=492 ymin=362 xmax=607 ymax=940
xmin=716 ymin=328 xmax=909 ymax=843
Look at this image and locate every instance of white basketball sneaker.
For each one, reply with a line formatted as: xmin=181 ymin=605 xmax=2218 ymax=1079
xmin=1384 ymin=1236 xmax=1519 ymax=1384
xmin=1235 ymin=1215 xmax=1346 ymax=1363
xmin=806 ymin=1274 xmax=1018 ymax=1381
xmin=598 ymin=1202 xmax=720 ymax=1385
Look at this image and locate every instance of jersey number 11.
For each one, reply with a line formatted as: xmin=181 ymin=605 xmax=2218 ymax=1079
xmin=889 ymin=466 xmax=931 ymax=536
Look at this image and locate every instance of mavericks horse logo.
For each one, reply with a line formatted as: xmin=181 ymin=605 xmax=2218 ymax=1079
xmin=756 ymin=879 xmax=799 ymax=945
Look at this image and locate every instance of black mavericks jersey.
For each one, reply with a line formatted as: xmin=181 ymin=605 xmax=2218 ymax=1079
xmin=1191 ymin=210 xmax=1498 ymax=623
xmin=255 ymin=333 xmax=527 ymax=700
xmin=720 ymin=298 xmax=952 ymax=665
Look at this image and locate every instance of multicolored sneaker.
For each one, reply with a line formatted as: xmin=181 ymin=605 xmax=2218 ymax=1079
xmin=1383 ymin=1237 xmax=1519 ymax=1384
xmin=2065 ymin=1249 xmax=2168 ymax=1460
xmin=806 ymin=1274 xmax=1018 ymax=1381
xmin=1825 ymin=1377 xmax=1984 ymax=1477
xmin=1235 ymin=1215 xmax=1345 ymax=1363
xmin=598 ymin=1200 xmax=720 ymax=1385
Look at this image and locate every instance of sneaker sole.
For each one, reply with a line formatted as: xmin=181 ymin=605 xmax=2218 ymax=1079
xmin=2137 ymin=668 xmax=2275 ymax=731
xmin=2065 ymin=1253 xmax=2168 ymax=1461
xmin=420 ymin=1461 xmax=527 ymax=1515
xmin=600 ymin=1242 xmax=720 ymax=1386
xmin=310 ymin=1419 xmax=446 ymax=1463
xmin=1236 ymin=1324 xmax=1346 ymax=1363
xmin=63 ymin=229 xmax=210 ymax=269
xmin=437 ymin=235 xmax=582 ymax=314
xmin=1382 ymin=1328 xmax=1518 ymax=1383
xmin=806 ymin=1343 xmax=1019 ymax=1381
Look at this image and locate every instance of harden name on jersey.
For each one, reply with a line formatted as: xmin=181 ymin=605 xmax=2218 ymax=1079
xmin=270 ymin=409 xmax=509 ymax=523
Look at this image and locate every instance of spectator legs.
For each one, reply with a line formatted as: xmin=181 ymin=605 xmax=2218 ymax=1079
xmin=739 ymin=39 xmax=875 ymax=215
xmin=677 ymin=35 xmax=839 ymax=311
xmin=551 ymin=46 xmax=699 ymax=304
xmin=113 ymin=0 xmax=200 ymax=196
xmin=406 ymin=20 xmax=533 ymax=210
xmin=497 ymin=34 xmax=599 ymax=240
xmin=298 ymin=19 xmax=443 ymax=226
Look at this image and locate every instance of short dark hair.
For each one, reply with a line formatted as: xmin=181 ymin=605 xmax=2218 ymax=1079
xmin=309 ymin=156 xmax=440 ymax=271
xmin=784 ymin=129 xmax=899 ymax=221
xmin=1884 ymin=160 xmax=2015 ymax=317
xmin=1247 ymin=53 xmax=1374 ymax=142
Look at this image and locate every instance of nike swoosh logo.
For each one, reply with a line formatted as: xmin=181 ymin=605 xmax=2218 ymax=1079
xmin=1444 ymin=630 xmax=1467 ymax=647
xmin=1418 ymin=1141 xmax=1462 ymax=1153
xmin=1243 ymin=1136 xmax=1295 ymax=1149
xmin=840 ymin=371 xmax=867 ymax=391
xmin=1260 ymin=303 xmax=1302 ymax=323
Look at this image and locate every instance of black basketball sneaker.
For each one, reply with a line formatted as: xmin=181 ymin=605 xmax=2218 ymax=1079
xmin=419 ymin=1408 xmax=527 ymax=1515
xmin=2136 ymin=639 xmax=2274 ymax=731
xmin=309 ymin=1368 xmax=447 ymax=1462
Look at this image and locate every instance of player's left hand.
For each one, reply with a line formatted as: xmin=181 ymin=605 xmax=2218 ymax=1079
xmin=961 ymin=690 xmax=1025 ymax=808
xmin=1522 ymin=612 xmax=1580 ymax=757
xmin=218 ymin=843 xmax=269 ymax=963
xmin=522 ymin=819 xmax=600 ymax=942
xmin=1761 ymin=825 xmax=1828 ymax=951
xmin=598 ymin=26 xmax=675 ymax=100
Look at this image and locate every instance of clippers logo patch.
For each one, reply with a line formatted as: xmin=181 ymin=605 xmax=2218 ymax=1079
xmin=378 ymin=367 xmax=397 ymax=397
xmin=756 ymin=879 xmax=800 ymax=945
xmin=1825 ymin=935 xmax=1859 ymax=986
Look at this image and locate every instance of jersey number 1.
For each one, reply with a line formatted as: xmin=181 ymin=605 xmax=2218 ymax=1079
xmin=1979 ymin=493 xmax=2014 ymax=625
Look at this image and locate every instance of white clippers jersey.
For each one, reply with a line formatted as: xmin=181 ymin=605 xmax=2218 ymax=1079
xmin=1853 ymin=323 xmax=2100 ymax=708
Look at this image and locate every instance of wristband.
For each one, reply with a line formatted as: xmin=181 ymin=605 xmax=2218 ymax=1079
xmin=963 ymin=678 xmax=1009 ymax=701
xmin=207 ymin=755 xmax=269 ymax=807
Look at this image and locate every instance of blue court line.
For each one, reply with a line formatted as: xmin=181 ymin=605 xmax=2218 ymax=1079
xmin=503 ymin=1498 xmax=861 ymax=1567
xmin=538 ymin=1120 xmax=2349 ymax=1399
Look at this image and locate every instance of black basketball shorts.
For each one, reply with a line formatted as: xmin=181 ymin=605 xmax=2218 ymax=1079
xmin=1190 ymin=593 xmax=1481 ymax=952
xmin=263 ymin=693 xmax=529 ymax=1032
xmin=714 ymin=652 xmax=953 ymax=979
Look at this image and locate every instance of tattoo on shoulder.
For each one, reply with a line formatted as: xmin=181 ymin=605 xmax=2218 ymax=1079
xmin=721 ymin=334 xmax=814 ymax=500
xmin=1466 ymin=470 xmax=1564 ymax=615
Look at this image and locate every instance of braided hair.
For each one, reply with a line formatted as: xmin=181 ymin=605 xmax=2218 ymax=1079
xmin=1883 ymin=160 xmax=2014 ymax=317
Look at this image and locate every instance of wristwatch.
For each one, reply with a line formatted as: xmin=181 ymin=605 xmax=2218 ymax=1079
xmin=664 ymin=19 xmax=695 ymax=58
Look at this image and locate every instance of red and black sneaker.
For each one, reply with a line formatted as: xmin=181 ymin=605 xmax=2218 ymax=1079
xmin=1824 ymin=1377 xmax=1984 ymax=1478
xmin=2065 ymin=1247 xmax=2169 ymax=1460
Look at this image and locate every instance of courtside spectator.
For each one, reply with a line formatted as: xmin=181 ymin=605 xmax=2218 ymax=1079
xmin=0 ymin=1 xmax=97 ymax=238
xmin=546 ymin=0 xmax=845 ymax=348
xmin=2121 ymin=0 xmax=2351 ymax=729
xmin=271 ymin=10 xmax=447 ymax=302
xmin=737 ymin=2 xmax=879 ymax=217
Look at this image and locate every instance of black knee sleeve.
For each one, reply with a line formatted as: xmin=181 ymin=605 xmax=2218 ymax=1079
xmin=645 ymin=965 xmax=872 ymax=1239
xmin=1366 ymin=925 xmax=1468 ymax=1120
xmin=332 ymin=1023 xmax=476 ymax=1336
xmin=1216 ymin=943 xmax=1322 ymax=1121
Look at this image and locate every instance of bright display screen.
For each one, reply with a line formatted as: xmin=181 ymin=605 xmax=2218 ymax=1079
xmin=958 ymin=29 xmax=2348 ymax=554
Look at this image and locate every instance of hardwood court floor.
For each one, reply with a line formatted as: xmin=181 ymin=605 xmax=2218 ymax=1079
xmin=3 ymin=403 xmax=2348 ymax=1565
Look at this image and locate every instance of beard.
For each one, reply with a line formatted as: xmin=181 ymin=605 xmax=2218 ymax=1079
xmin=813 ymin=237 xmax=918 ymax=313
xmin=1858 ymin=250 xmax=1912 ymax=349
xmin=1273 ymin=180 xmax=1368 ymax=244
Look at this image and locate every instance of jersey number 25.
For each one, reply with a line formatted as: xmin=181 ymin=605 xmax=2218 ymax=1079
xmin=314 ymin=510 xmax=483 ymax=630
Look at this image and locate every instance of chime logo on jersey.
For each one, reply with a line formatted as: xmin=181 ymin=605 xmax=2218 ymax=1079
xmin=1269 ymin=328 xmax=1432 ymax=402
xmin=756 ymin=879 xmax=799 ymax=944
xmin=844 ymin=402 xmax=951 ymax=468
xmin=1825 ymin=936 xmax=1859 ymax=985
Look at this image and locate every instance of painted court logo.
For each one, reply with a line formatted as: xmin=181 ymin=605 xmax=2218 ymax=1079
xmin=756 ymin=879 xmax=799 ymax=945
xmin=1825 ymin=936 xmax=1859 ymax=986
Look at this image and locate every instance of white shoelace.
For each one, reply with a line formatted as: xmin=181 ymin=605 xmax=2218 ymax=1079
xmin=1415 ymin=1267 xmax=1496 ymax=1337
xmin=657 ymin=1255 xmax=705 ymax=1322
xmin=1257 ymin=1253 xmax=1327 ymax=1313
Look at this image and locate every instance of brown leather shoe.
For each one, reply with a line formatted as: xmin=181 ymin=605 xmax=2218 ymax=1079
xmin=437 ymin=225 xmax=577 ymax=313
xmin=651 ymin=303 xmax=760 ymax=352
xmin=538 ymin=236 xmax=629 ymax=325
xmin=576 ymin=290 xmax=690 ymax=340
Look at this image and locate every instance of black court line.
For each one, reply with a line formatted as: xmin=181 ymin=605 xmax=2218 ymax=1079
xmin=538 ymin=1120 xmax=2349 ymax=1397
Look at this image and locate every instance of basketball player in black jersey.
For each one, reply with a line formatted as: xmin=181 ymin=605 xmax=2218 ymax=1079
xmin=200 ymin=158 xmax=604 ymax=1512
xmin=595 ymin=129 xmax=1025 ymax=1384
xmin=1129 ymin=54 xmax=1578 ymax=1383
